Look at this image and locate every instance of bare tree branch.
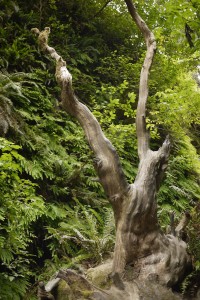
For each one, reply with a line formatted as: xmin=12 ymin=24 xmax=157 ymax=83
xmin=37 ymin=281 xmax=55 ymax=300
xmin=185 ymin=23 xmax=194 ymax=48
xmin=93 ymin=0 xmax=112 ymax=18
xmin=56 ymin=269 xmax=110 ymax=295
xmin=175 ymin=211 xmax=191 ymax=237
xmin=45 ymin=278 xmax=61 ymax=292
xmin=31 ymin=27 xmax=129 ymax=215
xmin=124 ymin=0 xmax=156 ymax=159
xmin=169 ymin=211 xmax=176 ymax=236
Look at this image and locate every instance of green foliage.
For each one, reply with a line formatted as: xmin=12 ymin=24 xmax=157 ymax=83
xmin=46 ymin=200 xmax=115 ymax=266
xmin=151 ymin=72 xmax=200 ymax=138
xmin=181 ymin=205 xmax=200 ymax=296
xmin=92 ymin=80 xmax=136 ymax=125
xmin=188 ymin=206 xmax=200 ymax=270
xmin=0 ymin=137 xmax=46 ymax=298
xmin=0 ymin=275 xmax=30 ymax=300
xmin=0 ymin=1 xmax=199 ymax=298
xmin=91 ymin=80 xmax=138 ymax=181
xmin=158 ymin=136 xmax=200 ymax=227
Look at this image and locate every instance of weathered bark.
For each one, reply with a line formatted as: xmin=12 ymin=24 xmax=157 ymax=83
xmin=38 ymin=281 xmax=55 ymax=300
xmin=31 ymin=0 xmax=191 ymax=289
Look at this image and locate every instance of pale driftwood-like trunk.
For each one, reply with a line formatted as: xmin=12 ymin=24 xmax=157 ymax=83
xmin=32 ymin=0 xmax=191 ymax=288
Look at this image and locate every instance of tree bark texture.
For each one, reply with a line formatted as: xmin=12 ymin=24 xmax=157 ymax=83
xmin=31 ymin=0 xmax=191 ymax=288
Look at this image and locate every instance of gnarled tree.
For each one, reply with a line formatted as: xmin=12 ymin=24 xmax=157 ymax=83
xmin=32 ymin=0 xmax=191 ymax=289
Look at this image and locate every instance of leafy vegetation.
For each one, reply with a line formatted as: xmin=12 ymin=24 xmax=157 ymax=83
xmin=0 ymin=0 xmax=199 ymax=298
xmin=47 ymin=201 xmax=115 ymax=266
xmin=0 ymin=138 xmax=46 ymax=299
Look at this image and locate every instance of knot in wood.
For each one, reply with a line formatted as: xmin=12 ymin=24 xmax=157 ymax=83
xmin=55 ymin=57 xmax=72 ymax=86
xmin=111 ymin=194 xmax=120 ymax=202
xmin=93 ymin=157 xmax=103 ymax=169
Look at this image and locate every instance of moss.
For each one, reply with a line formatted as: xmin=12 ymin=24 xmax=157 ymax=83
xmin=56 ymin=280 xmax=73 ymax=300
xmin=87 ymin=259 xmax=113 ymax=288
xmin=81 ymin=290 xmax=94 ymax=298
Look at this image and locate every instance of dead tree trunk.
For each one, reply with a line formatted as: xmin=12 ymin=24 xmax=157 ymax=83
xmin=31 ymin=0 xmax=191 ymax=287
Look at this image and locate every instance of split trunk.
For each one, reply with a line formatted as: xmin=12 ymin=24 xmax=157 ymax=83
xmin=32 ymin=0 xmax=191 ymax=290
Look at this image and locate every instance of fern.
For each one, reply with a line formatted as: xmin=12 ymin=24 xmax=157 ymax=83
xmin=157 ymin=135 xmax=200 ymax=229
xmin=0 ymin=274 xmax=30 ymax=300
xmin=0 ymin=138 xmax=48 ymax=298
xmin=46 ymin=202 xmax=115 ymax=265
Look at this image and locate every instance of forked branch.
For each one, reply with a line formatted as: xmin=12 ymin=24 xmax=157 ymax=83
xmin=124 ymin=0 xmax=156 ymax=159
